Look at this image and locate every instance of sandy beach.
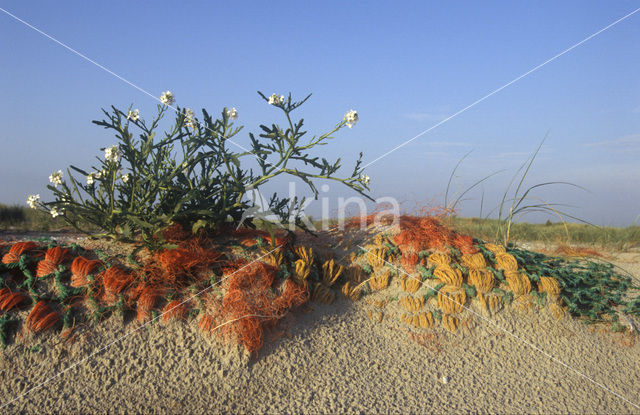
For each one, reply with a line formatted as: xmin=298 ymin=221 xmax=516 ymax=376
xmin=1 ymin=243 xmax=639 ymax=414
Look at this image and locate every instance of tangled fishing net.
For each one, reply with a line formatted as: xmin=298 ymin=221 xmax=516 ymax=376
xmin=0 ymin=226 xmax=310 ymax=353
xmin=344 ymin=216 xmax=640 ymax=334
xmin=1 ymin=216 xmax=638 ymax=354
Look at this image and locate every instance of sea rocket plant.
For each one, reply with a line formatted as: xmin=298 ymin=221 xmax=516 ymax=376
xmin=127 ymin=109 xmax=140 ymax=121
xmin=49 ymin=170 xmax=63 ymax=187
xmin=344 ymin=109 xmax=358 ymax=128
xmin=35 ymin=90 xmax=371 ymax=248
xmin=184 ymin=108 xmax=196 ymax=129
xmin=268 ymin=93 xmax=285 ymax=106
xmin=104 ymin=146 xmax=120 ymax=163
xmin=160 ymin=90 xmax=175 ymax=106
xmin=26 ymin=194 xmax=39 ymax=209
xmin=226 ymin=107 xmax=238 ymax=120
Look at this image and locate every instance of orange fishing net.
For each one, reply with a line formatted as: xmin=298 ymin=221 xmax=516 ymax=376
xmin=70 ymin=256 xmax=102 ymax=287
xmin=229 ymin=228 xmax=290 ymax=247
xmin=2 ymin=241 xmax=38 ymax=264
xmin=162 ymin=299 xmax=188 ymax=323
xmin=400 ymin=251 xmax=423 ymax=274
xmin=0 ymin=224 xmax=309 ymax=353
xmin=36 ymin=246 xmax=70 ymax=277
xmin=0 ymin=287 xmax=28 ymax=311
xmin=392 ymin=215 xmax=478 ymax=254
xmin=134 ymin=286 xmax=165 ymax=322
xmin=101 ymin=266 xmax=135 ymax=303
xmin=214 ymin=260 xmax=308 ymax=353
xmin=25 ymin=301 xmax=60 ymax=333
xmin=149 ymin=243 xmax=221 ymax=286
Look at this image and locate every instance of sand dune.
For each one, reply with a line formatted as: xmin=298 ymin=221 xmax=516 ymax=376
xmin=1 ymin=232 xmax=639 ymax=414
xmin=2 ymin=270 xmax=639 ymax=413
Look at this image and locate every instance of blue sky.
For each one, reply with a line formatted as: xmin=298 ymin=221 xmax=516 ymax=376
xmin=1 ymin=1 xmax=639 ymax=226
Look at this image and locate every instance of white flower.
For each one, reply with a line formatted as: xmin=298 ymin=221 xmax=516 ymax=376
xmin=180 ymin=161 xmax=189 ymax=175
xmin=268 ymin=93 xmax=285 ymax=106
xmin=49 ymin=170 xmax=63 ymax=187
xmin=344 ymin=109 xmax=358 ymax=128
xmin=360 ymin=174 xmax=370 ymax=185
xmin=50 ymin=207 xmax=62 ymax=218
xmin=105 ymin=146 xmax=120 ymax=163
xmin=86 ymin=173 xmax=96 ymax=185
xmin=226 ymin=107 xmax=238 ymax=120
xmin=95 ymin=170 xmax=104 ymax=179
xmin=184 ymin=108 xmax=196 ymax=129
xmin=127 ymin=109 xmax=140 ymax=121
xmin=160 ymin=90 xmax=175 ymax=106
xmin=26 ymin=194 xmax=40 ymax=209
xmin=122 ymin=173 xmax=130 ymax=183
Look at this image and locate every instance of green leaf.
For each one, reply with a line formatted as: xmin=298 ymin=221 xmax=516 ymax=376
xmin=192 ymin=219 xmax=208 ymax=234
xmin=70 ymin=165 xmax=90 ymax=176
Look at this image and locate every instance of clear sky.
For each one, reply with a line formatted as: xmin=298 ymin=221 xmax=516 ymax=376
xmin=1 ymin=1 xmax=639 ymax=226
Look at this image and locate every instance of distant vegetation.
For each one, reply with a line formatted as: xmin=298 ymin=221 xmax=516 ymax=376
xmin=0 ymin=203 xmax=69 ymax=231
xmin=445 ymin=216 xmax=640 ymax=250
